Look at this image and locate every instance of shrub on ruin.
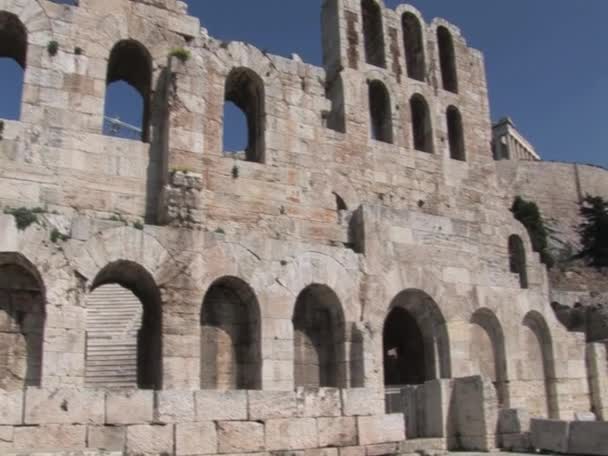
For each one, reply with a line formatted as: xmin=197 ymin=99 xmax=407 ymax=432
xmin=47 ymin=40 xmax=59 ymax=56
xmin=170 ymin=47 xmax=191 ymax=63
xmin=577 ymin=195 xmax=608 ymax=268
xmin=511 ymin=196 xmax=554 ymax=268
xmin=3 ymin=207 xmax=45 ymax=230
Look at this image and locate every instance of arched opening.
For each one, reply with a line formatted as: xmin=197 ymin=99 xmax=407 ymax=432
xmin=470 ymin=309 xmax=509 ymax=407
xmin=104 ymin=40 xmax=152 ymax=142
xmin=361 ymin=0 xmax=386 ymax=68
xmin=508 ymin=235 xmax=528 ymax=289
xmin=86 ymin=261 xmax=162 ymax=389
xmin=224 ymin=67 xmax=265 ymax=163
xmin=200 ymin=277 xmax=261 ymax=390
xmin=0 ymin=253 xmax=45 ymax=390
xmin=326 ymin=74 xmax=346 ymax=133
xmin=293 ymin=284 xmax=345 ymax=388
xmin=447 ymin=106 xmax=465 ymax=161
xmin=410 ymin=94 xmax=433 ymax=153
xmin=522 ymin=312 xmax=559 ymax=418
xmin=437 ymin=26 xmax=458 ymax=93
xmin=369 ymin=80 xmax=393 ymax=144
xmin=0 ymin=11 xmax=27 ymax=120
xmin=402 ymin=12 xmax=425 ymax=82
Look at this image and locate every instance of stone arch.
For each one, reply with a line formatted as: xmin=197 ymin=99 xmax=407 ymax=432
xmin=447 ymin=105 xmax=465 ymax=161
xmin=368 ymin=79 xmax=393 ymax=144
xmin=200 ymin=276 xmax=261 ymax=390
xmin=0 ymin=252 xmax=45 ymax=390
xmin=522 ymin=311 xmax=559 ymax=418
xmin=437 ymin=26 xmax=458 ymax=93
xmin=87 ymin=260 xmax=162 ymax=390
xmin=293 ymin=284 xmax=346 ymax=388
xmin=384 ymin=289 xmax=451 ymax=385
xmin=410 ymin=93 xmax=433 ymax=153
xmin=470 ymin=308 xmax=510 ymax=407
xmin=104 ymin=39 xmax=153 ymax=142
xmin=361 ymin=0 xmax=386 ymax=68
xmin=224 ymin=67 xmax=266 ymax=163
xmin=509 ymin=234 xmax=528 ymax=289
xmin=402 ymin=12 xmax=426 ymax=81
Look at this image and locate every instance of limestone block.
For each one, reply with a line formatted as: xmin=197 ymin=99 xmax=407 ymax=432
xmin=217 ymin=421 xmax=264 ymax=453
xmin=87 ymin=425 xmax=126 ymax=451
xmin=176 ymin=421 xmax=218 ymax=456
xmin=357 ymin=415 xmax=405 ymax=446
xmin=126 ymin=424 xmax=174 ymax=455
xmin=530 ymin=419 xmax=570 ymax=454
xmin=24 ymin=388 xmax=104 ymax=425
xmin=501 ymin=433 xmax=532 ymax=452
xmin=0 ymin=391 xmax=23 ymax=425
xmin=296 ymin=388 xmax=341 ymax=417
xmin=305 ymin=448 xmax=339 ymax=456
xmin=318 ymin=417 xmax=357 ymax=447
xmin=341 ymin=389 xmax=384 ymax=416
xmin=338 ymin=446 xmax=365 ymax=456
xmin=0 ymin=426 xmax=13 ymax=451
xmin=156 ymin=390 xmax=195 ymax=423
xmin=14 ymin=424 xmax=86 ymax=450
xmin=497 ymin=408 xmax=530 ymax=434
xmin=266 ymin=418 xmax=318 ymax=451
xmin=568 ymin=421 xmax=608 ymax=456
xmin=195 ymin=390 xmax=248 ymax=421
xmin=364 ymin=442 xmax=399 ymax=456
xmin=0 ymin=214 xmax=18 ymax=251
xmin=105 ymin=390 xmax=154 ymax=425
xmin=248 ymin=391 xmax=297 ymax=420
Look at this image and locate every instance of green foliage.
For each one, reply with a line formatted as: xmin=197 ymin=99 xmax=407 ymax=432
xmin=133 ymin=221 xmax=144 ymax=231
xmin=170 ymin=47 xmax=191 ymax=63
xmin=3 ymin=207 xmax=44 ymax=230
xmin=578 ymin=195 xmax=608 ymax=268
xmin=74 ymin=46 xmax=83 ymax=56
xmin=0 ymin=120 xmax=4 ymax=140
xmin=511 ymin=196 xmax=554 ymax=268
xmin=50 ymin=228 xmax=69 ymax=243
xmin=47 ymin=40 xmax=59 ymax=56
xmin=214 ymin=227 xmax=225 ymax=235
xmin=231 ymin=164 xmax=239 ymax=179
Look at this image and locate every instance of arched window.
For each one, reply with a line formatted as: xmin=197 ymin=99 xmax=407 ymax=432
xmin=0 ymin=12 xmax=27 ymax=120
xmin=326 ymin=74 xmax=346 ymax=133
xmin=293 ymin=284 xmax=345 ymax=388
xmin=508 ymin=235 xmax=528 ymax=289
xmin=361 ymin=0 xmax=385 ymax=68
xmin=0 ymin=254 xmax=45 ymax=390
xmin=437 ymin=26 xmax=458 ymax=93
xmin=224 ymin=68 xmax=266 ymax=163
xmin=368 ymin=80 xmax=393 ymax=144
xmin=410 ymin=94 xmax=433 ymax=153
xmin=86 ymin=261 xmax=162 ymax=390
xmin=447 ymin=106 xmax=465 ymax=161
xmin=402 ymin=13 xmax=425 ymax=81
xmin=201 ymin=277 xmax=261 ymax=390
xmin=104 ymin=40 xmax=152 ymax=142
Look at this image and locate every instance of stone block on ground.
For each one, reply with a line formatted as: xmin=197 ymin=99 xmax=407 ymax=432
xmin=357 ymin=415 xmax=405 ymax=446
xmin=530 ymin=419 xmax=570 ymax=454
xmin=568 ymin=421 xmax=608 ymax=456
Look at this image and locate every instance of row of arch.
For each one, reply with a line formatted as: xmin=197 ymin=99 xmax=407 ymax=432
xmin=1 ymin=252 xmax=556 ymax=419
xmin=361 ymin=0 xmax=459 ymax=93
xmin=368 ymin=81 xmax=465 ymax=160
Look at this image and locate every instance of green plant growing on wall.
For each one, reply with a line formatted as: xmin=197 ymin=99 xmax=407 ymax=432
xmin=50 ymin=228 xmax=70 ymax=243
xmin=577 ymin=195 xmax=608 ymax=268
xmin=170 ymin=47 xmax=191 ymax=63
xmin=47 ymin=40 xmax=59 ymax=56
xmin=3 ymin=207 xmax=45 ymax=230
xmin=231 ymin=164 xmax=239 ymax=179
xmin=133 ymin=221 xmax=144 ymax=230
xmin=511 ymin=196 xmax=554 ymax=268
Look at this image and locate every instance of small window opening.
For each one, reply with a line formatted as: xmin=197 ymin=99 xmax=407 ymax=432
xmin=224 ymin=68 xmax=265 ymax=164
xmin=437 ymin=26 xmax=458 ymax=93
xmin=447 ymin=106 xmax=465 ymax=161
xmin=368 ymin=80 xmax=393 ymax=144
xmin=0 ymin=12 xmax=27 ymax=120
xmin=361 ymin=0 xmax=386 ymax=68
xmin=410 ymin=94 xmax=433 ymax=153
xmin=326 ymin=75 xmax=346 ymax=133
xmin=402 ymin=13 xmax=425 ymax=82
xmin=509 ymin=235 xmax=528 ymax=289
xmin=104 ymin=40 xmax=152 ymax=142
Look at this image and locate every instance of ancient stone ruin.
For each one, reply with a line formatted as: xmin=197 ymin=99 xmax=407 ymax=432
xmin=0 ymin=0 xmax=607 ymax=455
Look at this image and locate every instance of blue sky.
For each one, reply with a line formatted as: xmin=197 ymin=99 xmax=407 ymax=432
xmin=1 ymin=1 xmax=607 ymax=167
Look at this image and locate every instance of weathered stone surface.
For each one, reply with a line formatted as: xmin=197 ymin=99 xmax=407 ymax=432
xmin=0 ymin=391 xmax=22 ymax=425
xmin=156 ymin=390 xmax=195 ymax=423
xmin=105 ymin=390 xmax=154 ymax=425
xmin=357 ymin=415 xmax=405 ymax=446
xmin=297 ymin=388 xmax=342 ymax=417
xmin=176 ymin=421 xmax=218 ymax=455
xmin=341 ymin=389 xmax=384 ymax=417
xmin=13 ymin=424 xmax=86 ymax=450
xmin=25 ymin=388 xmax=104 ymax=425
xmin=217 ymin=421 xmax=264 ymax=453
xmin=126 ymin=424 xmax=174 ymax=455
xmin=266 ymin=418 xmax=318 ymax=451
xmin=248 ymin=391 xmax=297 ymax=420
xmin=317 ymin=417 xmax=357 ymax=447
xmin=568 ymin=421 xmax=608 ymax=456
xmin=87 ymin=425 xmax=126 ymax=451
xmin=530 ymin=419 xmax=570 ymax=454
xmin=195 ymin=390 xmax=248 ymax=421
